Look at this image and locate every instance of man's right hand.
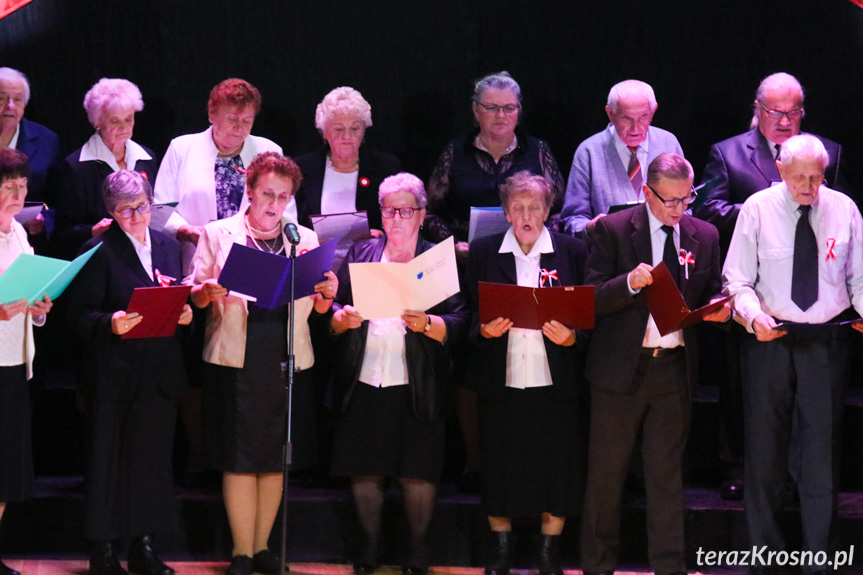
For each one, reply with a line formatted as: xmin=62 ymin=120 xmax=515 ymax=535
xmin=751 ymin=313 xmax=787 ymax=341
xmin=628 ymin=262 xmax=654 ymax=291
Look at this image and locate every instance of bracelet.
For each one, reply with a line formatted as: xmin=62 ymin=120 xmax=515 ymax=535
xmin=321 ymin=294 xmax=334 ymax=300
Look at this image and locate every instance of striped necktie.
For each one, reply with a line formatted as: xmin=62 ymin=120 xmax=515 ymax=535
xmin=627 ymin=146 xmax=643 ymax=195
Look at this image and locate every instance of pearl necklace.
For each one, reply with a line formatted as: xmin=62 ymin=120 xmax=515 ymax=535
xmin=244 ymin=214 xmax=281 ymax=236
xmin=475 ymin=134 xmax=517 ymax=157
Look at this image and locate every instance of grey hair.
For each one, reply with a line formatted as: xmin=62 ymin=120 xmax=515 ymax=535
xmin=315 ymin=86 xmax=372 ymax=132
xmin=606 ymin=79 xmax=657 ymax=114
xmin=750 ymin=72 xmax=805 ymax=129
xmin=0 ymin=67 xmax=30 ymax=105
xmin=101 ymin=169 xmax=153 ymax=213
xmin=379 ymin=172 xmax=427 ymax=209
xmin=471 ymin=71 xmax=522 ymax=103
xmin=83 ymin=78 xmax=144 ymax=128
xmin=499 ymin=171 xmax=554 ymax=213
xmin=647 ymin=153 xmax=694 ymax=186
xmin=778 ymin=134 xmax=828 ymax=171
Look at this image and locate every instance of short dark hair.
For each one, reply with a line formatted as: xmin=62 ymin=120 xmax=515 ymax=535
xmin=646 ymin=153 xmax=693 ymax=186
xmin=101 ymin=170 xmax=153 ymax=213
xmin=246 ymin=152 xmax=303 ymax=192
xmin=0 ymin=149 xmax=30 ymax=182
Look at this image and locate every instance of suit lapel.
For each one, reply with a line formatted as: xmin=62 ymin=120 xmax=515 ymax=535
xmin=630 ymin=205 xmax=652 ymax=266
xmin=748 ymin=129 xmax=779 ymax=184
xmin=677 ymin=217 xmax=700 ymax=297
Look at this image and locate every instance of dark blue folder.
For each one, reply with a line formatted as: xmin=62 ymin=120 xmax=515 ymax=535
xmin=217 ymin=237 xmax=338 ymax=309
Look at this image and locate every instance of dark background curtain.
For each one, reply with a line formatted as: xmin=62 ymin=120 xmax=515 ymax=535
xmin=2 ymin=0 xmax=862 ymax=193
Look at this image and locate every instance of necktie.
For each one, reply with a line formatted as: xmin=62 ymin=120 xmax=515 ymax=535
xmin=627 ymin=146 xmax=643 ymax=195
xmin=774 ymin=144 xmax=781 ymax=161
xmin=791 ymin=205 xmax=818 ymax=311
xmin=662 ymin=225 xmax=679 ymax=286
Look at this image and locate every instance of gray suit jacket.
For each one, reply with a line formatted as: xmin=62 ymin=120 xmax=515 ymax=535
xmin=561 ymin=124 xmax=683 ymax=235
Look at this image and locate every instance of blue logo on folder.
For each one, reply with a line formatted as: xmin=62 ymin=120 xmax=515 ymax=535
xmin=417 ymin=272 xmax=423 ymax=279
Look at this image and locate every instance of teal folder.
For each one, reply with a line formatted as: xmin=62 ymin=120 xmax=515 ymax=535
xmin=0 ymin=242 xmax=102 ymax=304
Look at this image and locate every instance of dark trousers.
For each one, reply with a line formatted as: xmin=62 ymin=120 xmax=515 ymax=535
xmin=85 ymin=390 xmax=179 ymax=541
xmin=740 ymin=330 xmax=847 ymax=573
xmin=581 ymin=350 xmax=690 ymax=575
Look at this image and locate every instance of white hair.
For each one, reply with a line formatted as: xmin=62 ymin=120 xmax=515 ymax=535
xmin=472 ymin=71 xmax=522 ymax=103
xmin=83 ymin=78 xmax=144 ymax=128
xmin=750 ymin=72 xmax=805 ymax=129
xmin=0 ymin=67 xmax=30 ymax=105
xmin=778 ymin=134 xmax=828 ymax=171
xmin=379 ymin=172 xmax=427 ymax=209
xmin=314 ymin=86 xmax=372 ymax=132
xmin=606 ymin=79 xmax=657 ymax=113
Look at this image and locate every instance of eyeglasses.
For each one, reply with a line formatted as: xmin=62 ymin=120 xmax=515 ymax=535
xmin=475 ymin=102 xmax=520 ymax=115
xmin=114 ymin=202 xmax=152 ymax=219
xmin=381 ymin=206 xmax=419 ymax=219
xmin=646 ymin=184 xmax=697 ymax=208
xmin=758 ymin=102 xmax=804 ymax=120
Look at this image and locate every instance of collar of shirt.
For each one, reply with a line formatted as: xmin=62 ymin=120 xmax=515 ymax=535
xmin=120 ymin=226 xmax=154 ymax=281
xmin=609 ymin=123 xmax=649 ymax=176
xmin=498 ymin=225 xmax=553 ymax=261
xmin=7 ymin=123 xmax=20 ymax=150
xmin=645 ymin=202 xmax=679 ymax=253
xmin=79 ymin=131 xmax=152 ymax=171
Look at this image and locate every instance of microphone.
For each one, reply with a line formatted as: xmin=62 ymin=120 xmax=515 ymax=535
xmin=284 ymin=223 xmax=301 ymax=246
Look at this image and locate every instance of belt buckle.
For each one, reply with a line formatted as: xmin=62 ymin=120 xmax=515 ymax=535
xmin=652 ymin=347 xmax=663 ymax=358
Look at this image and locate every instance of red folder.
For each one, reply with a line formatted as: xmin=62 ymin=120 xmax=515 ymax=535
xmin=478 ymin=282 xmax=595 ymax=330
xmin=644 ymin=262 xmax=730 ymax=336
xmin=123 ymin=285 xmax=192 ymax=339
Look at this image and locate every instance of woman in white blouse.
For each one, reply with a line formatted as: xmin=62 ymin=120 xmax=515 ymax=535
xmin=0 ymin=150 xmax=52 ymax=575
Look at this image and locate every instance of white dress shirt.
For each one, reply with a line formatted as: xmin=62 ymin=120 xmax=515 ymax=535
xmin=7 ymin=123 xmax=20 ymax=150
xmin=78 ymin=132 xmax=153 ymax=172
xmin=358 ymin=251 xmax=409 ymax=388
xmin=640 ymin=205 xmax=685 ymax=348
xmin=120 ymin=227 xmax=153 ymax=281
xmin=723 ymin=183 xmax=863 ymax=331
xmin=610 ymin=125 xmax=647 ymax=200
xmin=498 ymin=227 xmax=555 ymax=389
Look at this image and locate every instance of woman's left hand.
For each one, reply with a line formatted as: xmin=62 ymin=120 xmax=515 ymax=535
xmin=177 ymin=304 xmax=193 ymax=325
xmin=542 ymin=320 xmax=575 ymax=347
xmin=402 ymin=309 xmax=430 ymax=333
xmin=27 ymin=295 xmax=52 ymax=316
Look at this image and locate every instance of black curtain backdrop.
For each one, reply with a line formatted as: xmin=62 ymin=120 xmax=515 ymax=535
xmin=1 ymin=0 xmax=862 ymax=193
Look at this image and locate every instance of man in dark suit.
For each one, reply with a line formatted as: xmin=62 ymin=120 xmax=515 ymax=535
xmin=693 ymin=72 xmax=850 ymax=501
xmin=580 ymin=153 xmax=727 ymax=575
xmin=0 ymin=67 xmax=61 ymax=253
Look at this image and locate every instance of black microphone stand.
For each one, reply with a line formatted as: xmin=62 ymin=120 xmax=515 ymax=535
xmin=279 ymin=235 xmax=297 ymax=575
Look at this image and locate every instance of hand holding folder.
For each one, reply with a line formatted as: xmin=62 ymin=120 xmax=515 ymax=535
xmin=478 ymin=282 xmax=595 ymax=330
xmin=122 ymin=285 xmax=193 ymax=339
xmin=644 ymin=261 xmax=731 ymax=336
xmin=0 ymin=242 xmax=101 ymax=305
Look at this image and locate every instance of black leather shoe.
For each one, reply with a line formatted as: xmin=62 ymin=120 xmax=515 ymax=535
xmin=484 ymin=531 xmax=512 ymax=575
xmin=720 ymin=479 xmax=744 ymax=501
xmin=89 ymin=541 xmax=129 ymax=575
xmin=537 ymin=534 xmax=563 ymax=575
xmin=225 ymin=555 xmax=253 ymax=575
xmin=0 ymin=559 xmax=20 ymax=575
xmin=128 ymin=536 xmax=173 ymax=575
xmin=352 ymin=563 xmax=376 ymax=575
xmin=253 ymin=550 xmax=287 ymax=575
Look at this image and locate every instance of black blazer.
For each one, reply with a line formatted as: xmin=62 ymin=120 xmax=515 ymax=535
xmin=584 ymin=204 xmax=722 ymax=393
xmin=294 ymin=145 xmax=401 ymax=232
xmin=66 ymin=222 xmax=188 ymax=402
xmin=53 ymin=145 xmax=159 ymax=259
xmin=695 ymin=128 xmax=848 ymax=251
xmin=328 ymin=236 xmax=468 ymax=422
xmin=464 ymin=231 xmax=589 ymax=402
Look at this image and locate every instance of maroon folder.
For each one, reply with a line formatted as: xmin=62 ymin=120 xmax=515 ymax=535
xmin=478 ymin=282 xmax=595 ymax=330
xmin=123 ymin=285 xmax=192 ymax=339
xmin=644 ymin=262 xmax=730 ymax=336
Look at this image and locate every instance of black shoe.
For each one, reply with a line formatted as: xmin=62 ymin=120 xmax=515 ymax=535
xmin=720 ymin=479 xmax=744 ymax=501
xmin=484 ymin=531 xmax=513 ymax=575
xmin=89 ymin=541 xmax=129 ymax=575
xmin=353 ymin=563 xmax=376 ymax=575
xmin=253 ymin=550 xmax=287 ymax=575
xmin=0 ymin=559 xmax=20 ymax=575
xmin=401 ymin=567 xmax=428 ymax=575
xmin=225 ymin=555 xmax=253 ymax=575
xmin=537 ymin=534 xmax=562 ymax=575
xmin=128 ymin=535 xmax=173 ymax=575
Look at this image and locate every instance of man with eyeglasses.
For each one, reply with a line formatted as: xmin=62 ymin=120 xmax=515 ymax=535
xmin=580 ymin=153 xmax=727 ymax=575
xmin=723 ymin=135 xmax=863 ymax=575
xmin=693 ymin=72 xmax=850 ymax=504
xmin=560 ymin=79 xmax=684 ymax=238
xmin=696 ymin=72 xmax=848 ymax=255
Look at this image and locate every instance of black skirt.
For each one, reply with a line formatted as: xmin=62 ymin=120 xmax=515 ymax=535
xmin=0 ymin=364 xmax=33 ymax=501
xmin=478 ymin=387 xmax=586 ymax=518
xmin=202 ymin=303 xmax=318 ymax=473
xmin=331 ymin=383 xmax=445 ymax=482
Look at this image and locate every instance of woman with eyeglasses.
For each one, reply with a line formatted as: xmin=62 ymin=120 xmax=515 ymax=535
xmin=329 ymin=173 xmax=468 ymax=575
xmin=55 ymin=78 xmax=159 ymax=259
xmin=425 ymin=71 xmax=566 ymax=494
xmin=66 ymin=170 xmax=192 ymax=575
xmin=465 ymin=172 xmax=588 ymax=575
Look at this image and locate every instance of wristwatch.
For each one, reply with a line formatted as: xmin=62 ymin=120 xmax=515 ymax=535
xmin=423 ymin=315 xmax=432 ymax=332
